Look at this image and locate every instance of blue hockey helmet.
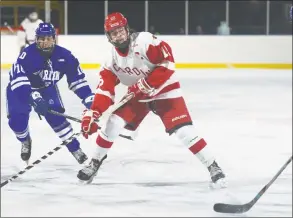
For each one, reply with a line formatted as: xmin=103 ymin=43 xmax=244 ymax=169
xmin=35 ymin=22 xmax=56 ymax=54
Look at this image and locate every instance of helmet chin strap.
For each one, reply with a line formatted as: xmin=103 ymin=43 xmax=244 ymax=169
xmin=107 ymin=26 xmax=130 ymax=49
xmin=36 ymin=42 xmax=55 ymax=58
xmin=36 ymin=36 xmax=56 ymax=52
xmin=38 ymin=48 xmax=54 ymax=59
xmin=112 ymin=38 xmax=130 ymax=49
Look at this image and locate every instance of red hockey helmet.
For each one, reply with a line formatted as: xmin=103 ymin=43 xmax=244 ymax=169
xmin=104 ymin=12 xmax=130 ymax=48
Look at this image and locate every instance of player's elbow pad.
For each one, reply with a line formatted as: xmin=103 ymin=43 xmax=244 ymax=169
xmin=90 ymin=94 xmax=113 ymax=114
xmin=146 ymin=66 xmax=175 ymax=89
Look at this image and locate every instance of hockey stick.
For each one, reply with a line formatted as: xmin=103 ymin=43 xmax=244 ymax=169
xmin=4 ymin=22 xmax=15 ymax=34
xmin=48 ymin=93 xmax=135 ymax=140
xmin=48 ymin=110 xmax=85 ymax=123
xmin=48 ymin=110 xmax=133 ymax=140
xmin=1 ymin=132 xmax=82 ymax=188
xmin=213 ymin=155 xmax=292 ymax=214
xmin=1 ymin=94 xmax=134 ymax=188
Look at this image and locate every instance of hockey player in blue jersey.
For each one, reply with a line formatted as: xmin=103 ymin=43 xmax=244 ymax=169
xmin=6 ymin=22 xmax=94 ymax=164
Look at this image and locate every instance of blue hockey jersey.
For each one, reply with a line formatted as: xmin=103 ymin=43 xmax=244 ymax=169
xmin=7 ymin=43 xmax=92 ymax=104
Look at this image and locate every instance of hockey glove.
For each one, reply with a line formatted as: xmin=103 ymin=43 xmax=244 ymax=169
xmin=82 ymin=93 xmax=95 ymax=109
xmin=30 ymin=91 xmax=49 ymax=116
xmin=127 ymin=78 xmax=155 ymax=100
xmin=81 ymin=109 xmax=101 ymax=139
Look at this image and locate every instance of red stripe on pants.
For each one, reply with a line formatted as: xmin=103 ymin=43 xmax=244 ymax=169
xmin=96 ymin=135 xmax=113 ymax=148
xmin=189 ymin=138 xmax=207 ymax=154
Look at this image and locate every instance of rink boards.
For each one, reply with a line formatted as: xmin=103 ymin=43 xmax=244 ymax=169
xmin=1 ymin=35 xmax=292 ymax=70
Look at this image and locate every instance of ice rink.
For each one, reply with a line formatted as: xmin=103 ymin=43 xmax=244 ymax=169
xmin=1 ymin=69 xmax=292 ymax=217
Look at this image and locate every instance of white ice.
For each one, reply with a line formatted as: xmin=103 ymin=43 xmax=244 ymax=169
xmin=1 ymin=69 xmax=292 ymax=217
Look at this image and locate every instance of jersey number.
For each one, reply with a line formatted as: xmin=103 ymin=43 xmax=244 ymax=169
xmin=77 ymin=66 xmax=83 ymax=75
xmin=9 ymin=63 xmax=25 ymax=78
xmin=19 ymin=52 xmax=27 ymax=59
xmin=161 ymin=44 xmax=171 ymax=59
xmin=98 ymin=76 xmax=104 ymax=87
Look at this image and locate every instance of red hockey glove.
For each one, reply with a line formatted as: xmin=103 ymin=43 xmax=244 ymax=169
xmin=127 ymin=78 xmax=156 ymax=100
xmin=81 ymin=109 xmax=101 ymax=139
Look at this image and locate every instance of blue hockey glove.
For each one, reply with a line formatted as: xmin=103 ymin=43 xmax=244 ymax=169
xmin=30 ymin=91 xmax=49 ymax=116
xmin=82 ymin=93 xmax=95 ymax=109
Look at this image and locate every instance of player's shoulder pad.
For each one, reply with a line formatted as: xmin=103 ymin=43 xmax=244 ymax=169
xmin=137 ymin=32 xmax=160 ymax=43
xmin=17 ymin=43 xmax=37 ymax=64
xmin=102 ymin=49 xmax=115 ymax=70
xmin=20 ymin=18 xmax=29 ymax=28
xmin=53 ymin=45 xmax=76 ymax=60
xmin=54 ymin=44 xmax=72 ymax=55
xmin=16 ymin=44 xmax=45 ymax=73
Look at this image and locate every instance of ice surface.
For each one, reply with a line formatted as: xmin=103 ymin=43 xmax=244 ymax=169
xmin=1 ymin=69 xmax=292 ymax=217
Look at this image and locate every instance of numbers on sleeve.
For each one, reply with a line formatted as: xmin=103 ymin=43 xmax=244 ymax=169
xmin=19 ymin=52 xmax=27 ymax=60
xmin=98 ymin=76 xmax=104 ymax=87
xmin=161 ymin=44 xmax=172 ymax=59
xmin=13 ymin=63 xmax=25 ymax=74
xmin=9 ymin=63 xmax=26 ymax=79
xmin=77 ymin=65 xmax=84 ymax=75
xmin=8 ymin=69 xmax=13 ymax=78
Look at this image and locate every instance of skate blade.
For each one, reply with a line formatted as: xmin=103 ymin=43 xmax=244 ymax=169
xmin=85 ymin=177 xmax=95 ymax=184
xmin=24 ymin=160 xmax=30 ymax=166
xmin=209 ymin=178 xmax=227 ymax=189
xmin=78 ymin=173 xmax=97 ymax=185
xmin=86 ymin=172 xmax=98 ymax=184
xmin=78 ymin=177 xmax=95 ymax=185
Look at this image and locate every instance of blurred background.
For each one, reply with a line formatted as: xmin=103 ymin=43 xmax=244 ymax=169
xmin=1 ymin=0 xmax=292 ymax=36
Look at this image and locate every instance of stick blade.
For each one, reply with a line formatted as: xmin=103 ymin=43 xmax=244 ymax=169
xmin=1 ymin=181 xmax=8 ymax=188
xmin=213 ymin=203 xmax=251 ymax=214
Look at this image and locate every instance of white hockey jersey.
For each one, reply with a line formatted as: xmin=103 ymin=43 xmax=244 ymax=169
xmin=17 ymin=18 xmax=43 ymax=48
xmin=92 ymin=32 xmax=181 ymax=113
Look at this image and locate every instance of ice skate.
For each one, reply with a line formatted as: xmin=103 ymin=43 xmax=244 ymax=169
xmin=71 ymin=148 xmax=88 ymax=164
xmin=21 ymin=136 xmax=32 ymax=164
xmin=208 ymin=161 xmax=226 ymax=189
xmin=77 ymin=155 xmax=107 ymax=184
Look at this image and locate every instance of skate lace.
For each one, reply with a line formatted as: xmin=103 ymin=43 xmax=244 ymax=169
xmin=82 ymin=160 xmax=99 ymax=175
xmin=21 ymin=144 xmax=30 ymax=153
xmin=209 ymin=164 xmax=222 ymax=178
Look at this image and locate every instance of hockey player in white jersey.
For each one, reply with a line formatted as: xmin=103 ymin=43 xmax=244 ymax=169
xmin=17 ymin=10 xmax=43 ymax=52
xmin=77 ymin=12 xmax=226 ymax=187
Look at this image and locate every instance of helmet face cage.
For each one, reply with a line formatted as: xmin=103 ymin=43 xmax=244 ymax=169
xmin=106 ymin=25 xmax=130 ymax=48
xmin=104 ymin=13 xmax=130 ymax=48
xmin=35 ymin=23 xmax=56 ymax=53
xmin=28 ymin=12 xmax=38 ymax=22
